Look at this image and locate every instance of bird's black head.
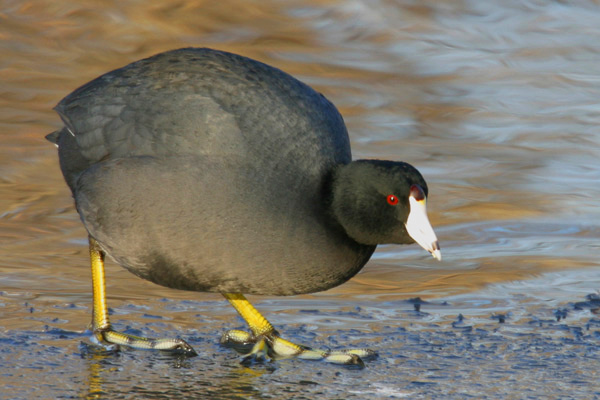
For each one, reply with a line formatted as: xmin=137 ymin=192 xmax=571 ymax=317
xmin=330 ymin=159 xmax=441 ymax=260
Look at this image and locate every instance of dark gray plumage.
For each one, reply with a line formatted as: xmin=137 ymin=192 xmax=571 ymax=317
xmin=48 ymin=47 xmax=437 ymax=296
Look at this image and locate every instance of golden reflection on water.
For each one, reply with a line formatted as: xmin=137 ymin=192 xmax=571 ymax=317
xmin=339 ymin=257 xmax=592 ymax=300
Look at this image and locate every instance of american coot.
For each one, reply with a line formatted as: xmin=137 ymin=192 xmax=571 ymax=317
xmin=47 ymin=48 xmax=441 ymax=366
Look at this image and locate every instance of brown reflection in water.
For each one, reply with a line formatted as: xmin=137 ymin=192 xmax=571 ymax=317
xmin=331 ymin=257 xmax=593 ymax=301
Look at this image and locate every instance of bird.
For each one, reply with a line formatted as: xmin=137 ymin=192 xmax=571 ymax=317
xmin=47 ymin=47 xmax=441 ymax=367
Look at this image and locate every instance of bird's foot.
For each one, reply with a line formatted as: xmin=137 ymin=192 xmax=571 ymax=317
xmin=91 ymin=327 xmax=197 ymax=357
xmin=87 ymin=237 xmax=196 ymax=357
xmin=220 ymin=329 xmax=376 ymax=367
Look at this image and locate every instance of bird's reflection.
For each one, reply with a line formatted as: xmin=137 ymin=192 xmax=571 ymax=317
xmin=80 ymin=342 xmax=274 ymax=399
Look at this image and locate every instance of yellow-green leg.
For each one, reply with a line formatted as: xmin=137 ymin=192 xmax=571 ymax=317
xmin=220 ymin=293 xmax=376 ymax=367
xmin=88 ymin=236 xmax=196 ymax=356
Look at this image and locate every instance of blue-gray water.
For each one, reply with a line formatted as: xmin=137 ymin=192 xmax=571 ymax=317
xmin=1 ymin=0 xmax=600 ymax=399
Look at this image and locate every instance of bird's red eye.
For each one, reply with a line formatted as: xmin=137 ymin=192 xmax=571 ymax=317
xmin=387 ymin=194 xmax=399 ymax=206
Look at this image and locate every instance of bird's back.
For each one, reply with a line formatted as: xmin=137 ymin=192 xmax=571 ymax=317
xmin=52 ymin=48 xmax=351 ymax=189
